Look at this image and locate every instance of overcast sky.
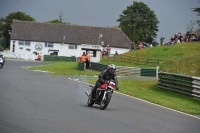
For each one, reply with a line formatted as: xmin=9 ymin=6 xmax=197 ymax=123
xmin=0 ymin=0 xmax=200 ymax=42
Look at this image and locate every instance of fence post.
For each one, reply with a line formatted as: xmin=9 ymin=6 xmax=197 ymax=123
xmin=156 ymin=66 xmax=159 ymax=79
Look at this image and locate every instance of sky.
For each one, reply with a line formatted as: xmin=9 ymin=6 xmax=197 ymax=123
xmin=0 ymin=0 xmax=200 ymax=43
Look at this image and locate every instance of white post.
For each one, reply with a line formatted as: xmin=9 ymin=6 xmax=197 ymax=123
xmin=156 ymin=66 xmax=159 ymax=79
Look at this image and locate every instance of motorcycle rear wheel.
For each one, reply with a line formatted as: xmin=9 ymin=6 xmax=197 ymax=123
xmin=100 ymin=92 xmax=112 ymax=110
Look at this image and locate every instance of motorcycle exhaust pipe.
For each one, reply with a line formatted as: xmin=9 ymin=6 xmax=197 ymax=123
xmin=85 ymin=91 xmax=90 ymax=97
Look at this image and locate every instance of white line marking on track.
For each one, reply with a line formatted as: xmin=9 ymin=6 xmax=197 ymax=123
xmin=68 ymin=78 xmax=200 ymax=120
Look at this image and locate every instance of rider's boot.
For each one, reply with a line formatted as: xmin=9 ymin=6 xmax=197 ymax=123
xmin=90 ymin=88 xmax=95 ymax=100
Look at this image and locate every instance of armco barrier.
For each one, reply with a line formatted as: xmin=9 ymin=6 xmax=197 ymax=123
xmin=90 ymin=62 xmax=108 ymax=71
xmin=44 ymin=55 xmax=76 ymax=62
xmin=158 ymin=72 xmax=200 ymax=99
xmin=78 ymin=62 xmax=85 ymax=70
xmin=90 ymin=62 xmax=157 ymax=77
xmin=141 ymin=68 xmax=157 ymax=77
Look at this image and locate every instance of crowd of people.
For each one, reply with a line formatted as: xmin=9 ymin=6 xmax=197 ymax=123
xmin=164 ymin=31 xmax=200 ymax=46
xmin=130 ymin=41 xmax=153 ymax=51
xmin=129 ymin=31 xmax=200 ymax=51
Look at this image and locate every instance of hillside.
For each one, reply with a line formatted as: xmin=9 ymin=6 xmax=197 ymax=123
xmin=101 ymin=42 xmax=200 ymax=77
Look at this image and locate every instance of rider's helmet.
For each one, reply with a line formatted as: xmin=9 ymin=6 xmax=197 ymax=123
xmin=108 ymin=64 xmax=116 ymax=74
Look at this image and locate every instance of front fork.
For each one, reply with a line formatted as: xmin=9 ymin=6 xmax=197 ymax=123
xmin=102 ymin=91 xmax=107 ymax=101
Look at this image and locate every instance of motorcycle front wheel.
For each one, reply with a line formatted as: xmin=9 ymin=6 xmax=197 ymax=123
xmin=100 ymin=92 xmax=112 ymax=110
xmin=87 ymin=96 xmax=95 ymax=107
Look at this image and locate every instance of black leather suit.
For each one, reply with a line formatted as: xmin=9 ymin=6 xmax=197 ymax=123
xmin=91 ymin=69 xmax=118 ymax=98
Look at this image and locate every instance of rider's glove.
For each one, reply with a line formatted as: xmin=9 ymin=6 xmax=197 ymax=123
xmin=116 ymin=87 xmax=119 ymax=90
xmin=105 ymin=81 xmax=109 ymax=84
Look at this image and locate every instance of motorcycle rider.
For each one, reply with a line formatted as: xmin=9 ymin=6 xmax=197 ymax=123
xmin=90 ymin=64 xmax=119 ymax=100
xmin=0 ymin=54 xmax=5 ymax=68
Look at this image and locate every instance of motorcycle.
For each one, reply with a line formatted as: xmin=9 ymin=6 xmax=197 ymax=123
xmin=0 ymin=57 xmax=4 ymax=69
xmin=85 ymin=80 xmax=116 ymax=110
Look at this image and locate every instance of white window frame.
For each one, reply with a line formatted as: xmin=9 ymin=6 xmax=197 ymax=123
xmin=68 ymin=44 xmax=77 ymax=49
xmin=45 ymin=42 xmax=54 ymax=48
xmin=18 ymin=41 xmax=31 ymax=46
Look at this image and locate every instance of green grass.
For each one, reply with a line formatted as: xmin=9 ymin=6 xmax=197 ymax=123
xmin=101 ymin=42 xmax=200 ymax=76
xmin=123 ymin=42 xmax=200 ymax=60
xmin=86 ymin=78 xmax=200 ymax=115
xmin=29 ymin=62 xmax=100 ymax=76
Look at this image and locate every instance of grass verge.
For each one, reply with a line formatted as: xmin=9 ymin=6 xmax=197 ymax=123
xmin=86 ymin=78 xmax=200 ymax=115
xmin=28 ymin=62 xmax=100 ymax=76
xmin=29 ymin=62 xmax=200 ymax=115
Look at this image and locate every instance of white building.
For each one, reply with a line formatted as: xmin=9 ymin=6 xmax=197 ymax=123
xmin=10 ymin=20 xmax=131 ymax=62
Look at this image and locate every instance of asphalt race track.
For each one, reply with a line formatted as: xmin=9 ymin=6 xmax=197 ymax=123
xmin=0 ymin=60 xmax=199 ymax=133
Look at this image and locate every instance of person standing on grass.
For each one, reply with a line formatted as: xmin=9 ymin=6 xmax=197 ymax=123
xmin=106 ymin=45 xmax=111 ymax=55
xmin=85 ymin=52 xmax=91 ymax=69
xmin=79 ymin=52 xmax=86 ymax=63
xmin=160 ymin=36 xmax=165 ymax=45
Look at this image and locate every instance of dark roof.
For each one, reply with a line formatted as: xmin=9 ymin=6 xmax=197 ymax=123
xmin=11 ymin=20 xmax=131 ymax=49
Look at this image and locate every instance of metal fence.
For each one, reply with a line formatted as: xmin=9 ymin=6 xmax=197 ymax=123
xmin=103 ymin=54 xmax=167 ymax=66
xmin=44 ymin=55 xmax=76 ymax=62
xmin=90 ymin=62 xmax=108 ymax=71
xmin=89 ymin=62 xmax=157 ymax=77
xmin=158 ymin=72 xmax=200 ymax=99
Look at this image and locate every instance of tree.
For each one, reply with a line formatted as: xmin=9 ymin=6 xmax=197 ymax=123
xmin=192 ymin=7 xmax=200 ymax=26
xmin=0 ymin=11 xmax=35 ymax=49
xmin=117 ymin=1 xmax=159 ymax=44
xmin=47 ymin=11 xmax=72 ymax=24
xmin=48 ymin=19 xmax=67 ymax=24
xmin=186 ymin=21 xmax=195 ymax=33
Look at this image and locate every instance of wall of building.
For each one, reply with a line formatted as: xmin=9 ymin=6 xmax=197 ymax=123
xmin=9 ymin=40 xmax=129 ymax=62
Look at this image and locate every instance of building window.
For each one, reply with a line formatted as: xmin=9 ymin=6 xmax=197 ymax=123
xmin=18 ymin=41 xmax=30 ymax=46
xmin=25 ymin=41 xmax=30 ymax=46
xmin=86 ymin=51 xmax=96 ymax=57
xmin=92 ymin=45 xmax=100 ymax=49
xmin=68 ymin=44 xmax=77 ymax=49
xmin=18 ymin=41 xmax=24 ymax=45
xmin=45 ymin=42 xmax=53 ymax=48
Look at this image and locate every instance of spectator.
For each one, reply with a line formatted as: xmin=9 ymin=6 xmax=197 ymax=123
xmin=79 ymin=53 xmax=86 ymax=63
xmin=196 ymin=33 xmax=200 ymax=41
xmin=115 ymin=51 xmax=118 ymax=55
xmin=130 ymin=40 xmax=135 ymax=51
xmin=143 ymin=42 xmax=149 ymax=48
xmin=139 ymin=43 xmax=144 ymax=50
xmin=176 ymin=38 xmax=180 ymax=43
xmin=191 ymin=36 xmax=196 ymax=41
xmin=85 ymin=52 xmax=91 ymax=69
xmin=186 ymin=36 xmax=189 ymax=43
xmin=171 ymin=37 xmax=175 ymax=45
xmin=152 ymin=39 xmax=156 ymax=46
xmin=160 ymin=36 xmax=165 ymax=45
xmin=101 ymin=50 xmax=104 ymax=57
xmin=106 ymin=45 xmax=111 ymax=55
xmin=36 ymin=52 xmax=42 ymax=61
xmin=178 ymin=33 xmax=183 ymax=42
xmin=186 ymin=32 xmax=191 ymax=41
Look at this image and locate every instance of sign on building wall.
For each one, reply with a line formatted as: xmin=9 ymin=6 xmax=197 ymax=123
xmin=35 ymin=43 xmax=43 ymax=51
